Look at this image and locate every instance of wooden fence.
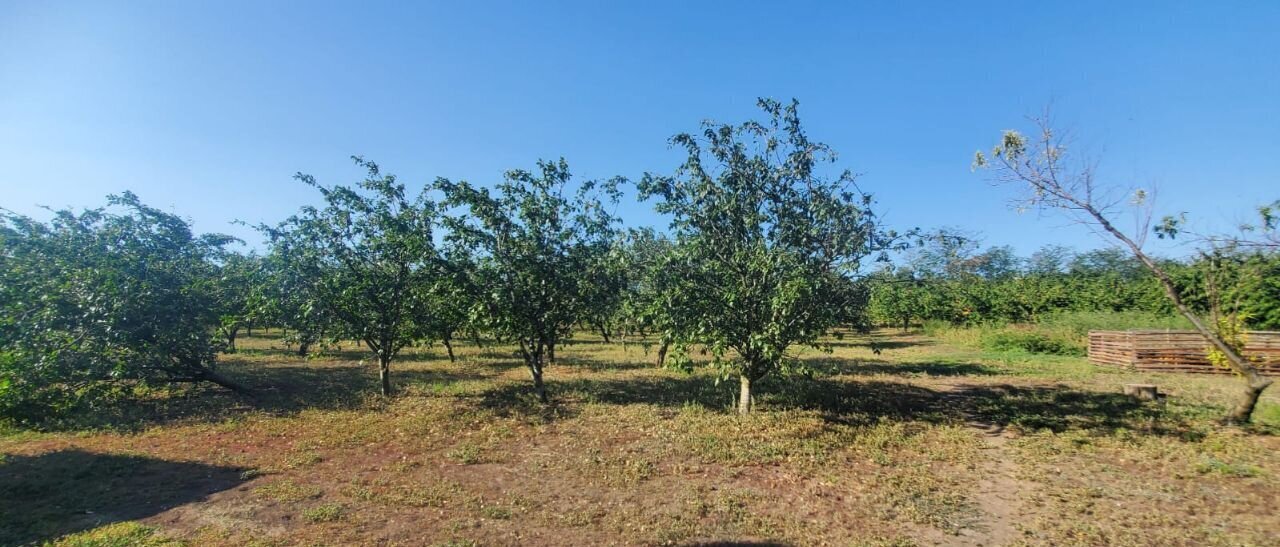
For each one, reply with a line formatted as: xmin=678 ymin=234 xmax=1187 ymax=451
xmin=1088 ymin=330 xmax=1280 ymax=375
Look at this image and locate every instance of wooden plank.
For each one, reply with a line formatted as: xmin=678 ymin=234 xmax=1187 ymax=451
xmin=1087 ymin=330 xmax=1280 ymax=376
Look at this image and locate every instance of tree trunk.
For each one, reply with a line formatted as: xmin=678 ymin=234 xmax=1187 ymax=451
xmin=531 ymin=365 xmax=548 ymax=403
xmin=519 ymin=341 xmax=550 ymax=404
xmin=297 ymin=340 xmax=311 ymax=357
xmin=598 ymin=323 xmax=611 ymax=343
xmin=547 ymin=341 xmax=556 ymax=365
xmin=443 ymin=335 xmax=455 ymax=362
xmin=225 ymin=326 xmax=240 ymax=353
xmin=1228 ymin=378 xmax=1272 ymax=424
xmin=200 ymin=368 xmax=252 ymax=397
xmin=738 ymin=374 xmax=753 ymax=415
xmin=379 ymin=355 xmax=392 ymax=397
xmin=902 ymin=316 xmax=910 ymax=332
xmin=471 ymin=330 xmax=484 ymax=348
xmin=656 ymin=339 xmax=670 ymax=367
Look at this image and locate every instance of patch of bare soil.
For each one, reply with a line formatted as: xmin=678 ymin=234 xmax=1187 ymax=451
xmin=931 ymin=383 xmax=1034 ymax=546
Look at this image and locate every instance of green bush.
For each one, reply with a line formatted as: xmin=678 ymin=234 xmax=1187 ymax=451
xmin=923 ymin=311 xmax=1190 ymax=356
xmin=1036 ymin=310 xmax=1190 ymax=337
xmin=982 ymin=328 xmax=1082 ymax=356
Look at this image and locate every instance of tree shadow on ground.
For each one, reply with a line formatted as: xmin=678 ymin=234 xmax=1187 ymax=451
xmin=29 ymin=362 xmax=494 ymax=434
xmin=233 ymin=362 xmax=491 ymax=412
xmin=942 ymin=383 xmax=1193 ymax=436
xmin=825 ymin=359 xmax=1004 ymax=377
xmin=0 ymin=449 xmax=248 ymax=545
xmin=473 ymin=372 xmax=944 ymax=426
xmin=229 ymin=345 xmax=454 ymax=363
xmin=474 ymin=367 xmax=1197 ymax=437
xmin=822 ymin=337 xmax=934 ymax=350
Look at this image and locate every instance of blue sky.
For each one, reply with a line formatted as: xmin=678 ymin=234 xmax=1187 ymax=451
xmin=2 ymin=1 xmax=1277 ymax=257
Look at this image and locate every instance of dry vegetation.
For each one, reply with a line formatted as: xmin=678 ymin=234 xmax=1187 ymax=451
xmin=2 ymin=331 xmax=1277 ymax=546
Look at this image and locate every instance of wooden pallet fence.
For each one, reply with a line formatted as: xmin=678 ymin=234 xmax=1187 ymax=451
xmin=1088 ymin=330 xmax=1280 ymax=375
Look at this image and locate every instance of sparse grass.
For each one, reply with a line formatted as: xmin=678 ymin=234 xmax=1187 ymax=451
xmin=1194 ymin=455 xmax=1264 ymax=477
xmin=2 ymin=330 xmax=1277 ymax=545
xmin=254 ymin=479 xmax=323 ymax=503
xmin=301 ymin=503 xmax=344 ymax=523
xmin=446 ymin=443 xmax=485 ymax=465
xmin=47 ymin=522 xmax=180 ymax=547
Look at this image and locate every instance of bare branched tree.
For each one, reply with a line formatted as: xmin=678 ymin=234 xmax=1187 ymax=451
xmin=1156 ymin=200 xmax=1280 ymax=250
xmin=974 ymin=113 xmax=1273 ymax=424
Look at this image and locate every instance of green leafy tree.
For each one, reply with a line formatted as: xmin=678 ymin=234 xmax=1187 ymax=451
xmin=436 ymin=159 xmax=621 ymax=403
xmin=0 ymin=193 xmax=245 ymax=422
xmin=580 ymin=236 xmax=629 ymax=343
xmin=638 ymin=98 xmax=898 ymax=414
xmin=253 ymin=243 xmax=343 ymax=357
xmin=615 ymin=228 xmax=682 ymax=363
xmin=211 ymin=251 xmax=263 ymax=353
xmin=868 ymin=267 xmax=934 ymax=331
xmin=265 ymin=157 xmax=441 ymax=396
xmin=426 ymin=246 xmax=480 ymax=362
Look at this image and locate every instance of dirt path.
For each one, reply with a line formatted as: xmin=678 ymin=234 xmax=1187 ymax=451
xmin=931 ymin=384 xmax=1030 ymax=547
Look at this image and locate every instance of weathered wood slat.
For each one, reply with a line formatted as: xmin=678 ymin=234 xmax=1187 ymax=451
xmin=1087 ymin=330 xmax=1280 ymax=376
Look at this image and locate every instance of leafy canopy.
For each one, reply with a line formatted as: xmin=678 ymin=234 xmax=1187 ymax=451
xmin=436 ymin=159 xmax=621 ymax=401
xmin=264 ymin=157 xmax=441 ymax=396
xmin=0 ymin=192 xmax=241 ymax=421
xmin=638 ymin=98 xmax=899 ymax=410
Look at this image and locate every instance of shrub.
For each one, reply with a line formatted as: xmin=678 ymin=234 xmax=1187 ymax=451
xmin=982 ymin=328 xmax=1082 ymax=356
xmin=925 ymin=311 xmax=1191 ymax=356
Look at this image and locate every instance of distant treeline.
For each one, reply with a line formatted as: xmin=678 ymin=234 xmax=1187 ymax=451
xmin=867 ymin=239 xmax=1280 ymax=330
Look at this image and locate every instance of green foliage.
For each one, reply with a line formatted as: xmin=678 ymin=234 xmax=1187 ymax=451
xmin=637 ymin=98 xmax=896 ymax=411
xmin=210 ymin=251 xmax=263 ymax=352
xmin=867 ymin=243 xmax=1205 ymax=329
xmin=264 ymin=157 xmax=442 ymax=396
xmin=0 ymin=192 xmax=241 ymax=423
xmin=614 ymin=228 xmax=684 ymax=360
xmin=925 ymin=311 xmax=1192 ymax=356
xmin=436 ymin=158 xmax=622 ymax=402
xmin=982 ymin=328 xmax=1082 ymax=356
xmin=252 ymin=246 xmax=344 ymax=356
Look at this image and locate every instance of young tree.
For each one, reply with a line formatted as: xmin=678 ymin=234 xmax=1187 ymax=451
xmin=638 ymin=98 xmax=898 ymax=414
xmin=265 ymin=157 xmax=441 ymax=396
xmin=615 ymin=228 xmax=682 ymax=362
xmin=868 ymin=267 xmax=933 ymax=331
xmin=580 ymin=237 xmax=629 ymax=343
xmin=211 ymin=251 xmax=263 ymax=353
xmin=974 ymin=115 xmax=1274 ymax=423
xmin=436 ymin=159 xmax=621 ymax=403
xmin=0 ymin=193 xmax=245 ymax=421
xmin=425 ymin=248 xmax=478 ymax=363
xmin=253 ymin=244 xmax=342 ymax=357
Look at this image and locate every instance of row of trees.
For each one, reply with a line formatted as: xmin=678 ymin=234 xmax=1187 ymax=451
xmin=868 ymin=241 xmax=1280 ymax=331
xmin=2 ymin=101 xmax=1273 ymax=423
xmin=0 ymin=99 xmax=893 ymax=420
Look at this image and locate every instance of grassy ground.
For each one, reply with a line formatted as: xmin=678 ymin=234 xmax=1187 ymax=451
xmin=2 ymin=330 xmax=1277 ymax=546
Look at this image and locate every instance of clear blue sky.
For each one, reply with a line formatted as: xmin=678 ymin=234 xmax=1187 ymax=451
xmin=2 ymin=1 xmax=1277 ymax=257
